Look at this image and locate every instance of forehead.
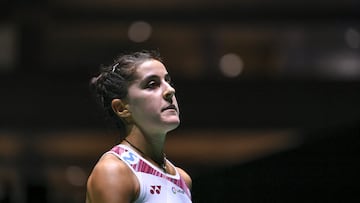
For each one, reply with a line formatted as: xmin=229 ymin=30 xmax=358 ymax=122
xmin=135 ymin=59 xmax=168 ymax=79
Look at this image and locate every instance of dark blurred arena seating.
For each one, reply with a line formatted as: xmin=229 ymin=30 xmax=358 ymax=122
xmin=1 ymin=0 xmax=359 ymax=202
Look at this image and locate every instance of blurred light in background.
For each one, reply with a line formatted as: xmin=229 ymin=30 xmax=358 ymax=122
xmin=0 ymin=24 xmax=17 ymax=72
xmin=317 ymin=52 xmax=360 ymax=79
xmin=166 ymin=129 xmax=301 ymax=166
xmin=128 ymin=21 xmax=152 ymax=43
xmin=345 ymin=27 xmax=360 ymax=49
xmin=219 ymin=53 xmax=244 ymax=77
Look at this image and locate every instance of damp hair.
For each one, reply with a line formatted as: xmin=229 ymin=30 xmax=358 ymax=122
xmin=89 ymin=50 xmax=162 ymax=135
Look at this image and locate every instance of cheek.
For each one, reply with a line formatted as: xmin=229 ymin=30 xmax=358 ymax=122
xmin=130 ymin=98 xmax=159 ymax=117
xmin=141 ymin=101 xmax=157 ymax=112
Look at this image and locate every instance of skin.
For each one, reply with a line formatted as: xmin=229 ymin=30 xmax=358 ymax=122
xmin=86 ymin=59 xmax=192 ymax=203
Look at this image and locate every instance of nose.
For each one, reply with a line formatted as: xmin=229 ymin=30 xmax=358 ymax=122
xmin=163 ymin=83 xmax=175 ymax=102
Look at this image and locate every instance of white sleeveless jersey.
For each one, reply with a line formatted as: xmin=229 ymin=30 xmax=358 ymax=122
xmin=107 ymin=144 xmax=192 ymax=203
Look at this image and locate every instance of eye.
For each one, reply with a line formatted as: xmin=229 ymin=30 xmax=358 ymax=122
xmin=146 ymin=80 xmax=160 ymax=89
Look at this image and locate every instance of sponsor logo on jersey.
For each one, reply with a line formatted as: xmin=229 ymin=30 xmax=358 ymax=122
xmin=121 ymin=151 xmax=139 ymax=165
xmin=172 ymin=186 xmax=185 ymax=195
xmin=150 ymin=185 xmax=162 ymax=194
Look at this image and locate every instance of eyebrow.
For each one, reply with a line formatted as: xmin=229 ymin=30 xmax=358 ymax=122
xmin=142 ymin=75 xmax=160 ymax=82
xmin=142 ymin=73 xmax=170 ymax=81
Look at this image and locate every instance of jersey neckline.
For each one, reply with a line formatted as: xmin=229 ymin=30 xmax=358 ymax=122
xmin=117 ymin=144 xmax=180 ymax=179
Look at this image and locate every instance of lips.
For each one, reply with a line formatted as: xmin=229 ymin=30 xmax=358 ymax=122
xmin=162 ymin=104 xmax=177 ymax=112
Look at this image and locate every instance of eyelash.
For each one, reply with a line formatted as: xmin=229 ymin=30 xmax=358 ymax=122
xmin=146 ymin=79 xmax=174 ymax=89
xmin=146 ymin=80 xmax=159 ymax=89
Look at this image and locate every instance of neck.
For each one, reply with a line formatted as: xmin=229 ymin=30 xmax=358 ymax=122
xmin=124 ymin=125 xmax=167 ymax=170
xmin=124 ymin=138 xmax=166 ymax=171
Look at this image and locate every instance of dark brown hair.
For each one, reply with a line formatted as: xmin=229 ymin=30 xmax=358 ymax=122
xmin=90 ymin=50 xmax=162 ymax=133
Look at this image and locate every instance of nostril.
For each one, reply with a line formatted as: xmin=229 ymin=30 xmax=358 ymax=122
xmin=164 ymin=92 xmax=174 ymax=103
xmin=165 ymin=94 xmax=172 ymax=100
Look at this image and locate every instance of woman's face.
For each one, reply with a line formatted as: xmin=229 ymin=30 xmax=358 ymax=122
xmin=126 ymin=59 xmax=180 ymax=135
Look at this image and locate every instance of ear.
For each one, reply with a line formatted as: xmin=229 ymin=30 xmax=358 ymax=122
xmin=111 ymin=99 xmax=131 ymax=118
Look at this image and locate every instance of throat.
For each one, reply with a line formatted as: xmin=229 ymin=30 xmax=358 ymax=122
xmin=123 ymin=138 xmax=167 ymax=172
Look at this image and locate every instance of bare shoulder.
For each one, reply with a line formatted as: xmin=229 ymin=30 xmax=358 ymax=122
xmin=86 ymin=153 xmax=138 ymax=203
xmin=176 ymin=167 xmax=192 ymax=189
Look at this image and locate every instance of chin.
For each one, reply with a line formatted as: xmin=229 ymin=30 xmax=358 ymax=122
xmin=164 ymin=120 xmax=180 ymax=132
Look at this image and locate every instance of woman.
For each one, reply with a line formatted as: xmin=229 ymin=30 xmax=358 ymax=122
xmin=86 ymin=50 xmax=192 ymax=203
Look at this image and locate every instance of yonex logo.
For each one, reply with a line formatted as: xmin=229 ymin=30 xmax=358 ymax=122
xmin=150 ymin=185 xmax=161 ymax=194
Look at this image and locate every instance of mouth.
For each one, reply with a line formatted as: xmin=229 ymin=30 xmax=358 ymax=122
xmin=162 ymin=104 xmax=177 ymax=112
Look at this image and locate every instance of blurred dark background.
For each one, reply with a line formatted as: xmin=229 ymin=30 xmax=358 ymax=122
xmin=1 ymin=0 xmax=359 ymax=202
